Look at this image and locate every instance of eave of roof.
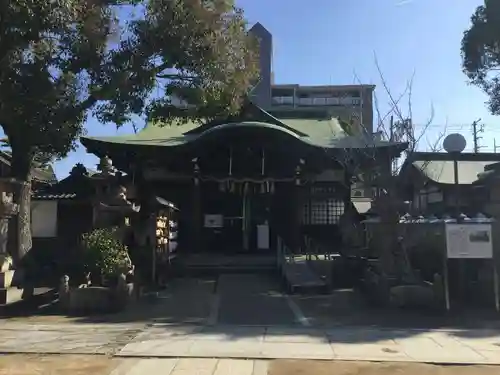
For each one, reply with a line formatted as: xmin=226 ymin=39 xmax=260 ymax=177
xmin=409 ymin=158 xmax=500 ymax=185
xmin=32 ymin=193 xmax=77 ymax=200
xmin=81 ymin=119 xmax=405 ymax=151
xmin=0 ymin=150 xmax=57 ymax=183
xmin=32 ymin=169 xmax=95 ymax=200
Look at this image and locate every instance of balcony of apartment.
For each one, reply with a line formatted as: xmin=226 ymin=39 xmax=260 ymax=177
xmin=296 ymin=97 xmax=362 ymax=106
xmin=271 ymin=96 xmax=295 ymax=106
xmin=270 ymin=93 xmax=363 ymax=108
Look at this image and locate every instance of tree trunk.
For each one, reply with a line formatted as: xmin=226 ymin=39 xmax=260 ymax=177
xmin=377 ymin=183 xmax=414 ymax=282
xmin=7 ymin=151 xmax=32 ymax=267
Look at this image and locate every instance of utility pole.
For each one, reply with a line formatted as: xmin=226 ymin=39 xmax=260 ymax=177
xmin=472 ymin=118 xmax=484 ymax=153
xmin=389 ymin=115 xmax=394 ymax=142
xmin=495 ymin=139 xmax=500 ymax=153
xmin=389 ymin=116 xmax=398 ymax=174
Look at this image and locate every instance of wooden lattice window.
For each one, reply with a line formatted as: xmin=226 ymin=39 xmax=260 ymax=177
xmin=302 ymin=199 xmax=345 ymax=225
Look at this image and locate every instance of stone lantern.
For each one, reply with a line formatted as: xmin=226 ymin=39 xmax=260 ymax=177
xmin=91 ymin=157 xmax=140 ymax=229
xmin=0 ymin=178 xmax=21 ymax=259
xmin=0 ymin=178 xmax=23 ymax=305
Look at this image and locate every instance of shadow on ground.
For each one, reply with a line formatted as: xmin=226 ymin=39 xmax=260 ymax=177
xmin=2 ymin=275 xmax=500 ymax=344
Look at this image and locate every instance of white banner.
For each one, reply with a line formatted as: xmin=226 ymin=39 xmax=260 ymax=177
xmin=204 ymin=214 xmax=223 ymax=228
xmin=445 ymin=223 xmax=493 ymax=259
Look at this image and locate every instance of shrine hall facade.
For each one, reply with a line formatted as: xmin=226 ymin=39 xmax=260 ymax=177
xmin=81 ymin=102 xmax=406 ymax=254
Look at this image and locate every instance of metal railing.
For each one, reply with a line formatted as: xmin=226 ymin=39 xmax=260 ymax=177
xmin=303 ymin=235 xmax=333 ymax=261
xmin=276 ymin=235 xmax=296 ymax=278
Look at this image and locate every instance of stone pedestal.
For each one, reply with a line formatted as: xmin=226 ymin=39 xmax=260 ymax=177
xmin=0 ymin=269 xmax=14 ymax=288
xmin=0 ymin=287 xmax=23 ymax=305
xmin=0 ymin=262 xmax=24 ymax=305
xmin=0 ymin=178 xmax=22 ymax=305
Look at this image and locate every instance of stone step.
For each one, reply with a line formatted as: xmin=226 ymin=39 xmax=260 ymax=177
xmin=0 ymin=287 xmax=56 ymax=313
xmin=281 ymin=260 xmax=327 ymax=294
xmin=0 ymin=287 xmax=23 ymax=305
xmin=176 ymin=266 xmax=276 ymax=278
xmin=0 ymin=270 xmax=15 ymax=289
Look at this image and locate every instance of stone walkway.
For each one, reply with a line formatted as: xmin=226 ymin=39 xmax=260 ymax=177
xmin=2 ymin=274 xmax=500 ymax=367
xmin=1 ymin=321 xmax=500 ymax=365
xmin=216 ymin=274 xmax=298 ymax=326
xmin=111 ymin=358 xmax=268 ymax=375
xmin=117 ymin=324 xmax=500 ymax=365
xmin=0 ymin=323 xmax=145 ymax=355
xmin=3 ymin=321 xmax=500 ymax=364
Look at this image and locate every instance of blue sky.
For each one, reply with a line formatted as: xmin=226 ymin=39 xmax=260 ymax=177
xmin=55 ymin=0 xmax=496 ymax=178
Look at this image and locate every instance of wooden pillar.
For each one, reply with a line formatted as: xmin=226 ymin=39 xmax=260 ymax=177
xmin=291 ymin=164 xmax=302 ymax=254
xmin=343 ymin=169 xmax=352 ymax=209
xmin=192 ymin=160 xmax=202 ymax=252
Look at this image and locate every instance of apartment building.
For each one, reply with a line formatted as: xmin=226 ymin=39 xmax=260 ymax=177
xmin=249 ymin=23 xmax=375 ymax=135
xmin=269 ymin=84 xmax=374 ymax=135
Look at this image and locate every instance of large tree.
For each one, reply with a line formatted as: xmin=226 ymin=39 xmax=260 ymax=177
xmin=0 ymin=0 xmax=258 ymax=264
xmin=98 ymin=0 xmax=259 ymax=125
xmin=462 ymin=0 xmax=500 ymax=115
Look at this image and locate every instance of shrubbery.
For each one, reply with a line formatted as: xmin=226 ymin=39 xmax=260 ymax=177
xmin=81 ymin=227 xmax=131 ymax=283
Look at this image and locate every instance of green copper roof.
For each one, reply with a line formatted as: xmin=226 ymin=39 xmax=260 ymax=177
xmin=82 ymin=117 xmax=401 ymax=150
xmin=81 ymin=101 xmax=405 ymax=152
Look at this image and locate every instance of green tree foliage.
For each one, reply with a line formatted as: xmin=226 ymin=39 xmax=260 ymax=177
xmin=81 ymin=227 xmax=131 ymax=281
xmin=0 ymin=0 xmax=258 ymax=262
xmin=462 ymin=0 xmax=500 ymax=114
xmin=0 ymin=0 xmax=122 ymax=262
xmin=98 ymin=0 xmax=259 ymax=124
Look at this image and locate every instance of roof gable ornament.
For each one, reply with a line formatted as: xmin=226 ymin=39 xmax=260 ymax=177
xmin=69 ymin=163 xmax=88 ymax=177
xmin=183 ymin=100 xmax=307 ymax=137
xmin=96 ymin=156 xmax=114 ymax=176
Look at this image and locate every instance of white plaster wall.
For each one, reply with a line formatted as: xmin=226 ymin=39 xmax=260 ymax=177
xmin=31 ymin=200 xmax=58 ymax=238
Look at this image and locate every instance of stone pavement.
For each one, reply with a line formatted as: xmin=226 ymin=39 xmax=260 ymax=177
xmin=111 ymin=358 xmax=268 ymax=375
xmin=2 ymin=273 xmax=500 ymax=367
xmin=216 ymin=274 xmax=297 ymax=326
xmin=0 ymin=322 xmax=145 ymax=355
xmin=1 ymin=321 xmax=500 ymax=365
xmin=116 ymin=324 xmax=500 ymax=365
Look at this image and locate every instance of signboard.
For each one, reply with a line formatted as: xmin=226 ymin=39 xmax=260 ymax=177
xmin=257 ymin=224 xmax=270 ymax=250
xmin=445 ymin=224 xmax=493 ymax=259
xmin=204 ymin=214 xmax=223 ymax=228
xmin=314 ymin=170 xmax=344 ymax=182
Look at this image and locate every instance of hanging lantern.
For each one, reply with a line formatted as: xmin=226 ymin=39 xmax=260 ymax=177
xmin=270 ymin=181 xmax=275 ymax=194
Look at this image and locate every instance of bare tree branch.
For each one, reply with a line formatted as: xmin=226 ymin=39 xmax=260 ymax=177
xmin=333 ymin=56 xmax=448 ymax=283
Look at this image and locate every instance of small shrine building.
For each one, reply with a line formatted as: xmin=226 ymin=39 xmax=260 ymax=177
xmin=81 ymin=102 xmax=406 ymax=255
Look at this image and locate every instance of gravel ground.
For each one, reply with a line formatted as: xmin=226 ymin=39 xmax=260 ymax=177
xmin=269 ymin=360 xmax=500 ymax=375
xmin=0 ymin=354 xmax=121 ymax=375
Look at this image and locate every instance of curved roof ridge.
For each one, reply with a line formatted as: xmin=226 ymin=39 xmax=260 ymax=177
xmin=183 ymin=101 xmax=308 ymax=137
